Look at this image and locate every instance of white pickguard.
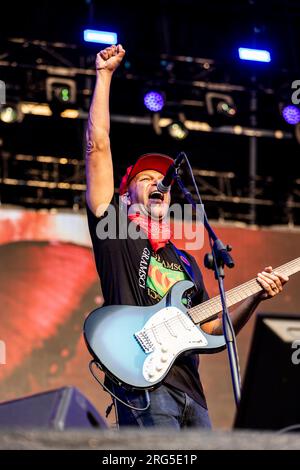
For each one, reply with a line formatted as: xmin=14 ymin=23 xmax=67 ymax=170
xmin=138 ymin=307 xmax=208 ymax=383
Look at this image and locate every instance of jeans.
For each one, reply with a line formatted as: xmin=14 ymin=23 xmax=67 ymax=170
xmin=110 ymin=382 xmax=212 ymax=429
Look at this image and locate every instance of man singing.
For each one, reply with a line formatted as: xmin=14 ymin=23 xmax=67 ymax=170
xmin=85 ymin=44 xmax=289 ymax=429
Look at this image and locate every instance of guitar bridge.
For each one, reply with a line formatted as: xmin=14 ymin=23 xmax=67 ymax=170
xmin=134 ymin=329 xmax=154 ymax=353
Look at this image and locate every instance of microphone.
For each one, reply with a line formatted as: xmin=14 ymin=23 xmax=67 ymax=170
xmin=157 ymin=152 xmax=185 ymax=193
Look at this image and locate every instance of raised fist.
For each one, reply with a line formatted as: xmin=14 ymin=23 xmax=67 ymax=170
xmin=96 ymin=44 xmax=125 ymax=73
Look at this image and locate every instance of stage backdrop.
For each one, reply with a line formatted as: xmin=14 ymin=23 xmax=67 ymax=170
xmin=0 ymin=205 xmax=299 ymax=429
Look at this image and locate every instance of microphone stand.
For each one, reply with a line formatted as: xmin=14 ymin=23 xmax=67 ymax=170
xmin=175 ymin=171 xmax=241 ymax=406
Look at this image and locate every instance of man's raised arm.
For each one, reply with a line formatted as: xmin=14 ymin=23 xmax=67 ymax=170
xmin=85 ymin=44 xmax=125 ymax=216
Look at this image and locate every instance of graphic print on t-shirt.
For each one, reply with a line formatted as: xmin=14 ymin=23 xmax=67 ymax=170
xmin=146 ymin=251 xmax=188 ymax=302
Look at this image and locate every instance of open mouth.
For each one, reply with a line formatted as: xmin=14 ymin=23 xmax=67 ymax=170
xmin=148 ymin=190 xmax=164 ymax=202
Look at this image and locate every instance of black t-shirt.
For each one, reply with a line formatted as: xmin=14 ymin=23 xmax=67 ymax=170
xmin=86 ymin=196 xmax=209 ymax=408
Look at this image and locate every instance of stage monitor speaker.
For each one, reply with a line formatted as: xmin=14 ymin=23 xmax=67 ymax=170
xmin=234 ymin=313 xmax=300 ymax=432
xmin=0 ymin=386 xmax=107 ymax=430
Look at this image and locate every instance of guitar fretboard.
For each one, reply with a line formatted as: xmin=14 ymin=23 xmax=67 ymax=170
xmin=188 ymin=257 xmax=300 ymax=325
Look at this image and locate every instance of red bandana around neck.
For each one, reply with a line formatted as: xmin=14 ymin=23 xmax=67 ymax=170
xmin=128 ymin=212 xmax=172 ymax=252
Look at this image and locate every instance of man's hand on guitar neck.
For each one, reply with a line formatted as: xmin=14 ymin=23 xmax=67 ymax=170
xmin=208 ymin=265 xmax=289 ymax=336
xmin=256 ymin=266 xmax=289 ymax=300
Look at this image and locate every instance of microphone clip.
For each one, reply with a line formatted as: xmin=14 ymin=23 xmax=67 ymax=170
xmin=157 ymin=152 xmax=186 ymax=193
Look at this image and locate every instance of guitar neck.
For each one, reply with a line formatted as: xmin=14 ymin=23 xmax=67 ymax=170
xmin=188 ymin=257 xmax=300 ymax=325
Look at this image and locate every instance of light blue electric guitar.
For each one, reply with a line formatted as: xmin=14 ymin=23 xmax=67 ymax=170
xmin=84 ymin=257 xmax=300 ymax=390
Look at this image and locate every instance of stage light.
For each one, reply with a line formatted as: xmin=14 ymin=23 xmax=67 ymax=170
xmin=238 ymin=47 xmax=271 ymax=63
xmin=46 ymin=77 xmax=77 ymax=116
xmin=20 ymin=102 xmax=52 ymax=116
xmin=0 ymin=105 xmax=23 ymax=123
xmin=205 ymin=92 xmax=237 ymax=120
xmin=143 ymin=91 xmax=165 ymax=112
xmin=282 ymin=105 xmax=300 ymax=125
xmin=216 ymin=100 xmax=237 ymax=117
xmin=84 ymin=29 xmax=117 ymax=45
xmin=168 ymin=121 xmax=188 ymax=140
xmin=185 ymin=120 xmax=212 ymax=132
xmin=0 ymin=106 xmax=18 ymax=123
xmin=60 ymin=109 xmax=80 ymax=119
xmin=46 ymin=78 xmax=76 ymax=105
xmin=60 ymin=87 xmax=71 ymax=102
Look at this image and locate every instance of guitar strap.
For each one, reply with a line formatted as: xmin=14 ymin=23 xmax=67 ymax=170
xmin=170 ymin=242 xmax=200 ymax=309
xmin=170 ymin=242 xmax=196 ymax=284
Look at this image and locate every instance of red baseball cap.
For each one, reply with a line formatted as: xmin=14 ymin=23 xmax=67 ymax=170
xmin=119 ymin=153 xmax=174 ymax=195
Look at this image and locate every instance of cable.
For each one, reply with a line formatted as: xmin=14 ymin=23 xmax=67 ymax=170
xmin=181 ymin=153 xmax=205 ymax=206
xmin=89 ymin=360 xmax=151 ymax=412
xmin=276 ymin=424 xmax=300 ymax=434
